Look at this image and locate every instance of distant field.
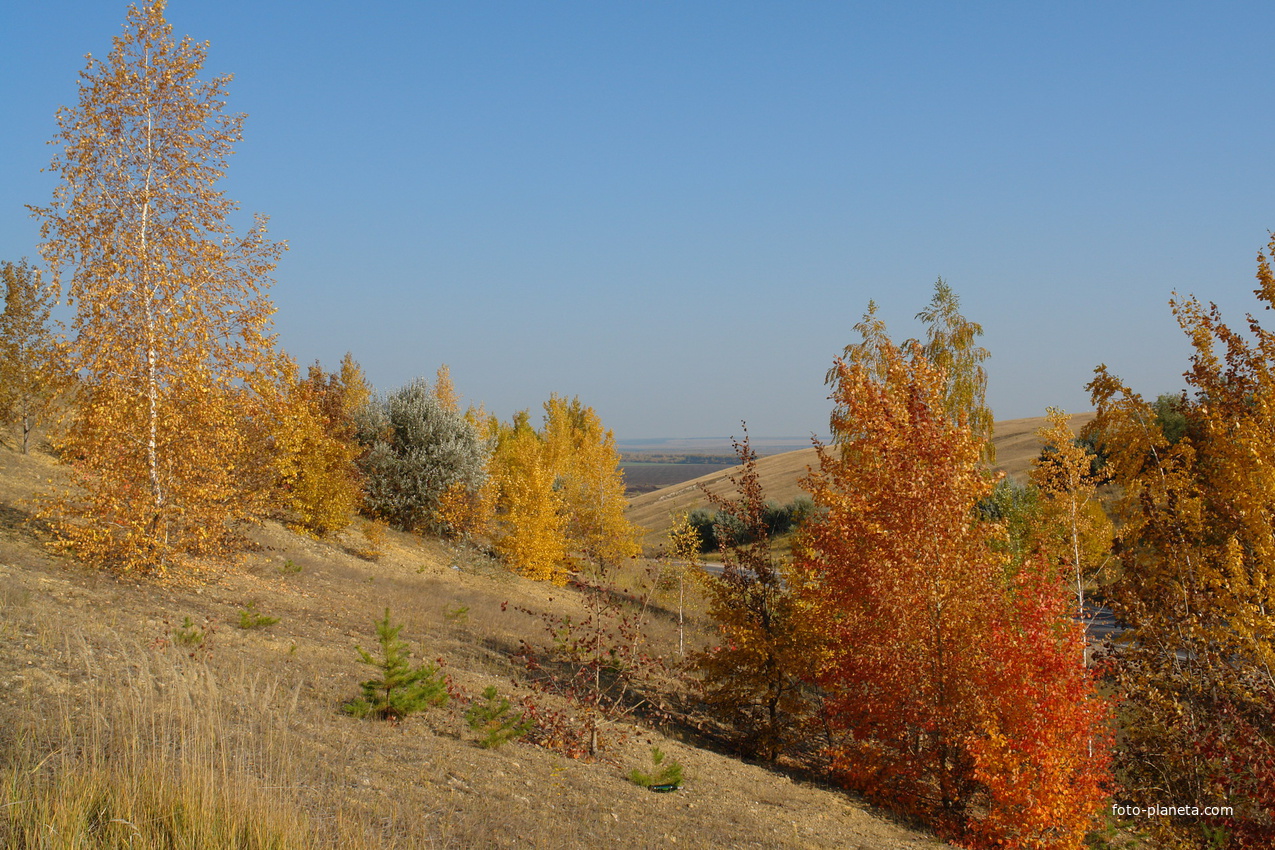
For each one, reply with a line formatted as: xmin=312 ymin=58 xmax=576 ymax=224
xmin=626 ymin=413 xmax=1097 ymax=549
xmin=620 ymin=461 xmax=737 ymax=495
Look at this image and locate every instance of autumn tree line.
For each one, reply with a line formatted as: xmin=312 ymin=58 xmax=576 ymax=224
xmin=1 ymin=254 xmax=635 ymax=582
xmin=0 ymin=2 xmax=637 ymax=585
xmin=1 ymin=2 xmax=1272 ymax=848
xmin=673 ymin=274 xmax=1273 ymax=848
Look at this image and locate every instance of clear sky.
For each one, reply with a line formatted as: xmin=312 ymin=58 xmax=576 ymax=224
xmin=4 ymin=1 xmax=1274 ymax=440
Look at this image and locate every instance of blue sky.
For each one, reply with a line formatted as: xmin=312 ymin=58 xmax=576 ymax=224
xmin=4 ymin=1 xmax=1274 ymax=439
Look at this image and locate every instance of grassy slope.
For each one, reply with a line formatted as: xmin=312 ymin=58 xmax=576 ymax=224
xmin=626 ymin=413 xmax=1097 ymax=549
xmin=0 ymin=443 xmax=946 ymax=849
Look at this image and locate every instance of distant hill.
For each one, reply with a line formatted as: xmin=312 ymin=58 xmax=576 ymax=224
xmin=625 ymin=413 xmax=1096 ymax=549
xmin=617 ymin=436 xmax=827 ymax=454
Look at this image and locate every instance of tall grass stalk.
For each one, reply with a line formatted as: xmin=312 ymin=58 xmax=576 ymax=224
xmin=0 ymin=635 xmax=366 ymax=849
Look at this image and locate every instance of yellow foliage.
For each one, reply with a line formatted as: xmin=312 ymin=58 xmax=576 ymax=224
xmin=33 ymin=1 xmax=284 ymax=575
xmin=44 ymin=380 xmax=269 ymax=575
xmin=480 ymin=397 xmax=639 ymax=582
xmin=489 ymin=422 xmax=568 ymax=583
xmin=0 ymin=259 xmax=65 ymax=455
xmin=666 ymin=512 xmax=703 ymax=565
xmin=356 ymin=517 xmax=388 ymax=561
xmin=270 ymin=361 xmax=362 ymax=538
xmin=1083 ymin=242 xmax=1275 ymax=840
xmin=435 ymin=478 xmax=496 ymax=541
xmin=434 ymin=364 xmax=459 ymax=414
xmin=1029 ymin=407 xmax=1113 ymax=617
xmin=543 ymin=395 xmax=641 ymax=569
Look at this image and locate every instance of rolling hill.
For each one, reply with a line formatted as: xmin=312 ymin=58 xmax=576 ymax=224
xmin=625 ymin=413 xmax=1096 ymax=549
xmin=0 ymin=439 xmax=947 ymax=849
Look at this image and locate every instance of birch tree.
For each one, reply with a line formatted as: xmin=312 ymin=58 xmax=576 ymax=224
xmin=913 ymin=278 xmax=994 ymax=461
xmin=828 ymin=280 xmax=994 ymax=462
xmin=1087 ymin=245 xmax=1275 ymax=844
xmin=1029 ymin=407 xmax=1112 ymax=625
xmin=32 ymin=0 xmax=283 ymax=573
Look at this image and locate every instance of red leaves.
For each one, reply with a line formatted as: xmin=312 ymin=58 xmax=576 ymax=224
xmin=971 ymin=557 xmax=1113 ymax=849
xmin=802 ymin=339 xmax=1111 ymax=848
xmin=513 ymin=565 xmax=674 ymax=759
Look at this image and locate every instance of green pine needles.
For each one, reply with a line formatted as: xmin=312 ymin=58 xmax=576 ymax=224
xmin=464 ymin=686 xmax=533 ymax=749
xmin=236 ymin=602 xmax=279 ymax=630
xmin=344 ymin=609 xmax=449 ymax=721
xmin=628 ymin=746 xmax=684 ymax=792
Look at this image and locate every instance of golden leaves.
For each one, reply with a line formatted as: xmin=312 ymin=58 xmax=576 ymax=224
xmin=433 ymin=364 xmax=459 ymax=414
xmin=488 ymin=423 xmax=567 ymax=584
xmin=0 ymin=259 xmax=66 ymax=454
xmin=1086 ymin=237 xmax=1275 ymax=842
xmin=269 ymin=358 xmax=363 ymax=538
xmin=542 ymin=394 xmax=641 ymax=569
xmin=1030 ymin=407 xmax=1113 ymax=612
xmin=34 ymin=1 xmax=283 ymax=575
xmin=481 ymin=396 xmax=640 ymax=583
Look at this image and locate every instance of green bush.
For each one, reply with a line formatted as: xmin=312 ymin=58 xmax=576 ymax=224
xmin=236 ymin=602 xmax=279 ymax=630
xmin=687 ymin=498 xmax=817 ymax=552
xmin=685 ymin=509 xmax=718 ymax=551
xmin=1151 ymin=391 xmax=1189 ymax=445
xmin=174 ymin=616 xmax=205 ymax=646
xmin=977 ymin=478 xmax=1042 ymax=570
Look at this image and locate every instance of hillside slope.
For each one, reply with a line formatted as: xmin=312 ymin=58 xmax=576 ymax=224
xmin=626 ymin=413 xmax=1096 ymax=548
xmin=0 ymin=444 xmax=946 ymax=849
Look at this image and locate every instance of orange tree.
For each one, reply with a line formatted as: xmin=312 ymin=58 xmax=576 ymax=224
xmin=1086 ymin=243 xmax=1275 ymax=847
xmin=33 ymin=0 xmax=283 ymax=574
xmin=799 ymin=333 xmax=1110 ymax=848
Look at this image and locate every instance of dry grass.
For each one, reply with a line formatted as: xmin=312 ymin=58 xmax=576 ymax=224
xmin=0 ymin=441 xmax=948 ymax=849
xmin=1 ymin=640 xmax=354 ymax=848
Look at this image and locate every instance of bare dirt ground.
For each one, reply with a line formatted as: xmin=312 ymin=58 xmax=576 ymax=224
xmin=0 ymin=443 xmax=948 ymax=849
